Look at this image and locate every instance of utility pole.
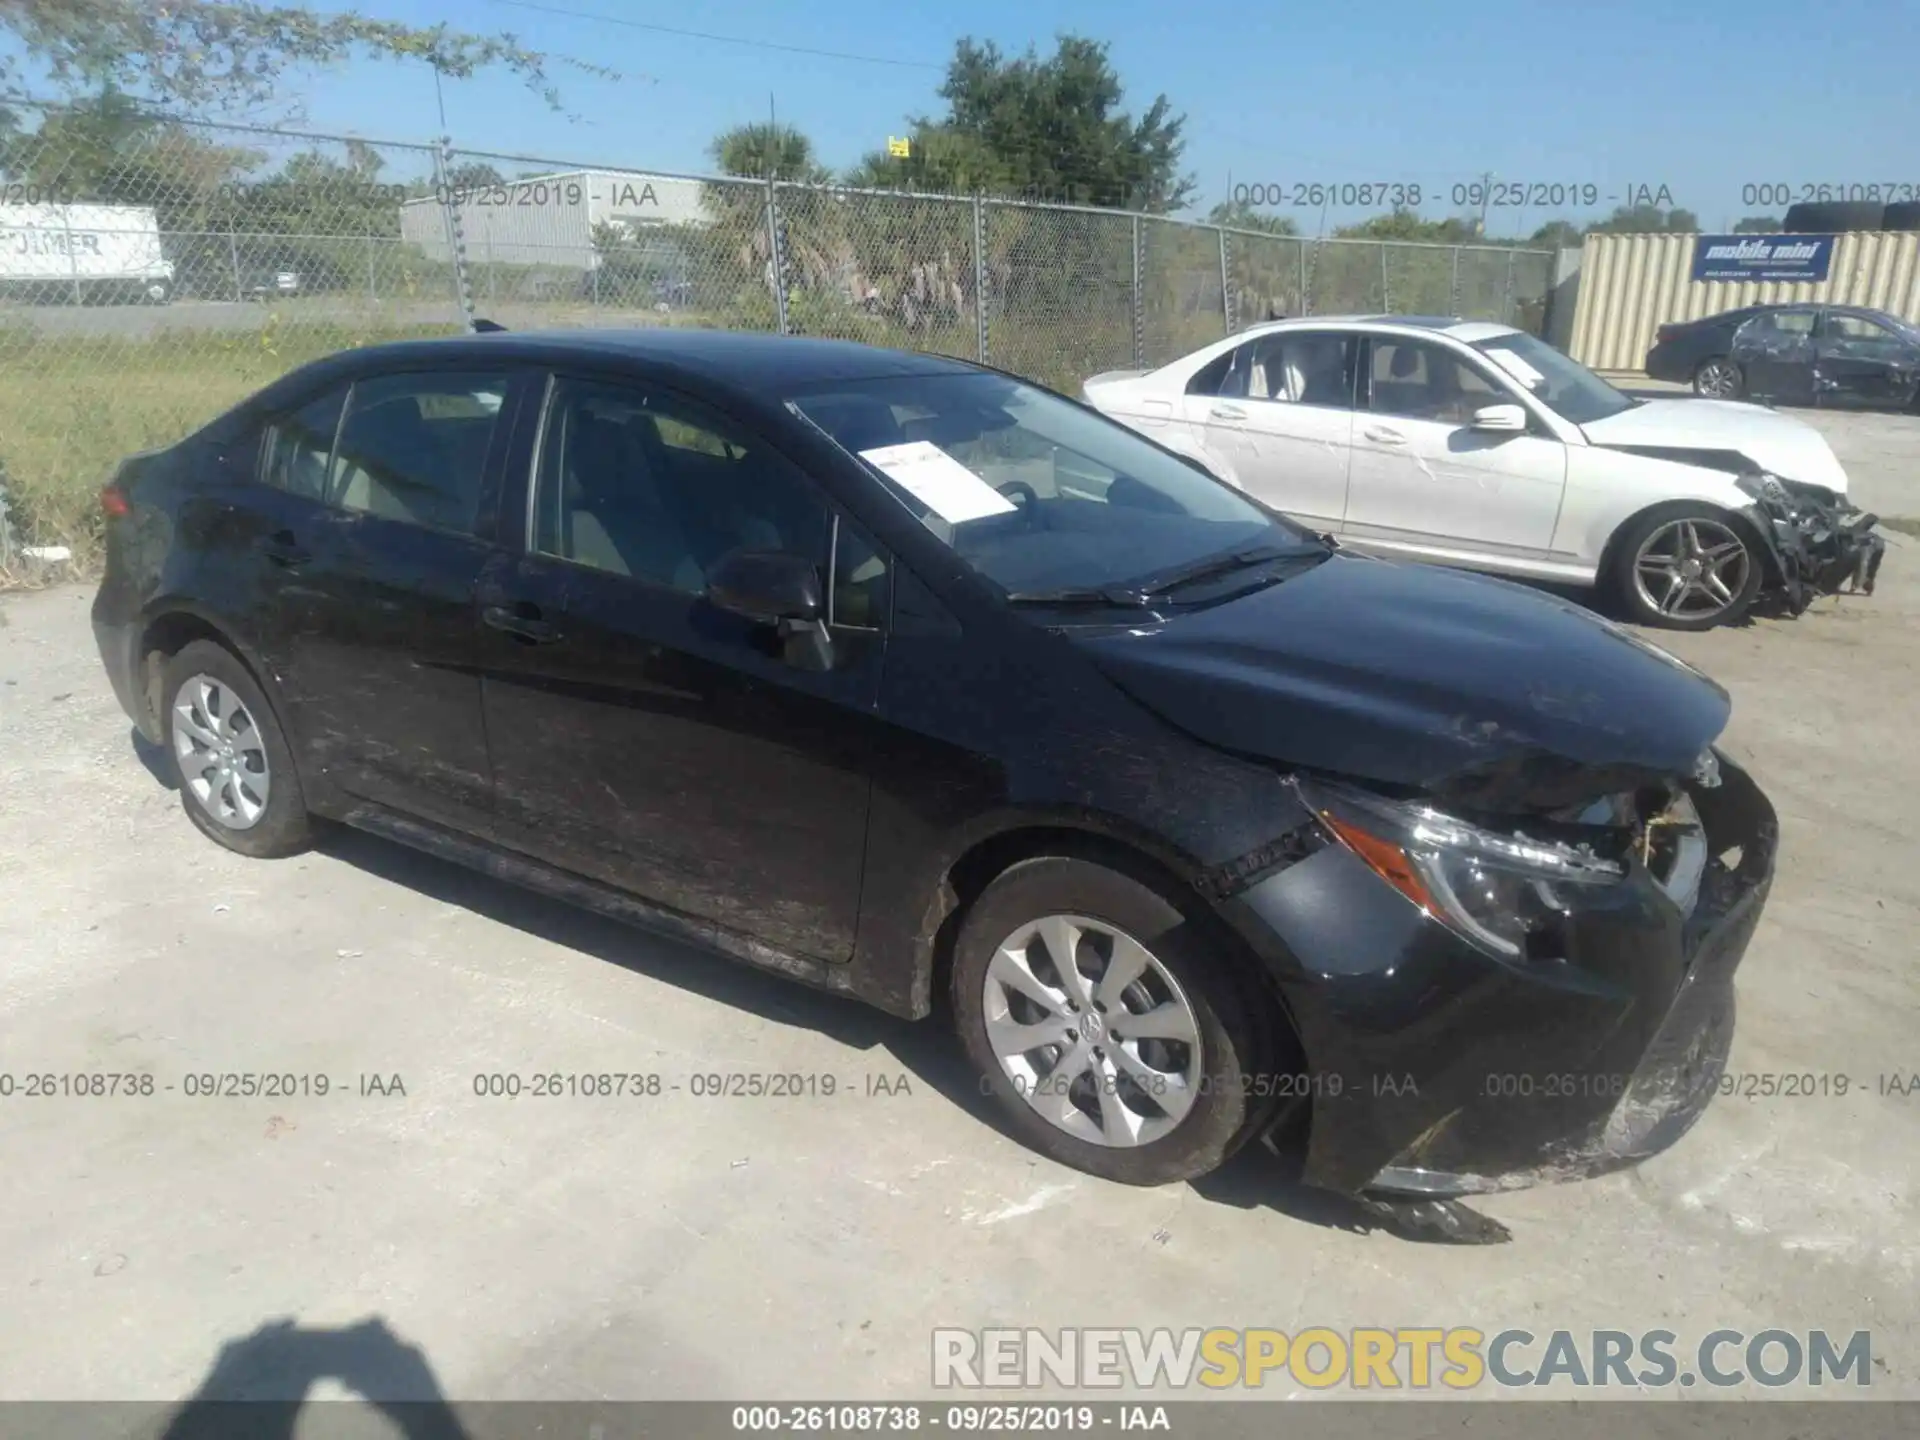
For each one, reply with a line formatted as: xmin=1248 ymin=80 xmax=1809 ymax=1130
xmin=1476 ymin=170 xmax=1495 ymax=239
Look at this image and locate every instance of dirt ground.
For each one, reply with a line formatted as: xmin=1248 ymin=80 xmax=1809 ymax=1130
xmin=0 ymin=405 xmax=1915 ymax=1412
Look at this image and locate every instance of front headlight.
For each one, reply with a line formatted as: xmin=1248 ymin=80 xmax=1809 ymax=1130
xmin=1294 ymin=777 xmax=1624 ymax=960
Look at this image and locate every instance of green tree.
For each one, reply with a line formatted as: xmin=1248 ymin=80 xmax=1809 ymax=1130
xmin=848 ymin=36 xmax=1193 ymax=213
xmin=1528 ymin=219 xmax=1585 ymax=249
xmin=442 ymin=161 xmax=506 ymax=192
xmin=1206 ymin=200 xmax=1298 ymax=236
xmin=0 ymin=0 xmax=615 ymax=112
xmin=1732 ymin=214 xmax=1782 ymax=233
xmin=1586 ymin=203 xmax=1700 ymax=234
xmin=710 ymin=123 xmax=832 ymax=184
xmin=1334 ymin=208 xmax=1481 ymax=243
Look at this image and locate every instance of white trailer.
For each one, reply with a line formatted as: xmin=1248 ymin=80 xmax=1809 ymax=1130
xmin=0 ymin=204 xmax=175 ymax=303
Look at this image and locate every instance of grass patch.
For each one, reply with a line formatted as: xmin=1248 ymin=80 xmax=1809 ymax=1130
xmin=0 ymin=318 xmax=464 ymax=575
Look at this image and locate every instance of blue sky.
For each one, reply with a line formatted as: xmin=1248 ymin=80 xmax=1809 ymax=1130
xmin=12 ymin=0 xmax=1920 ymax=232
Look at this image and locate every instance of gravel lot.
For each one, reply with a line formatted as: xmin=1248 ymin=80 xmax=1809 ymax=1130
xmin=1 ymin=406 xmax=1916 ymax=1413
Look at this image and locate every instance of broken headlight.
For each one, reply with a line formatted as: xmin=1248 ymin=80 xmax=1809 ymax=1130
xmin=1736 ymin=471 xmax=1791 ymax=508
xmin=1293 ymin=776 xmax=1624 ymax=961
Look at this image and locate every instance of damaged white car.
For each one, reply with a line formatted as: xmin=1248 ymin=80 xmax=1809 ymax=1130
xmin=1081 ymin=316 xmax=1885 ymax=629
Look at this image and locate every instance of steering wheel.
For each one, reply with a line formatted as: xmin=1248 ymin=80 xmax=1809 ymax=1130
xmin=994 ymin=479 xmax=1043 ymax=526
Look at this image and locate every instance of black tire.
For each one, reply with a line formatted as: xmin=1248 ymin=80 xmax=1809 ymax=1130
xmin=1692 ymin=356 xmax=1743 ymax=399
xmin=160 ymin=639 xmax=313 ymax=858
xmin=1609 ymin=504 xmax=1763 ymax=631
xmin=951 ymin=855 xmax=1279 ymax=1187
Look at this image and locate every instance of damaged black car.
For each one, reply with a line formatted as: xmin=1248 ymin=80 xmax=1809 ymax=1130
xmin=92 ymin=329 xmax=1779 ymax=1229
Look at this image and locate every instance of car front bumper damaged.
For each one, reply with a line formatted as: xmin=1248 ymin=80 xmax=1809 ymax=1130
xmin=1738 ymin=473 xmax=1886 ymax=615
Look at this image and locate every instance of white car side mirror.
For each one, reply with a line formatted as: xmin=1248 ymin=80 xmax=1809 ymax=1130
xmin=1471 ymin=403 xmax=1528 ymax=433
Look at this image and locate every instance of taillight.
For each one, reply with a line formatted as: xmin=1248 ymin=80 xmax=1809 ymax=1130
xmin=100 ymin=482 xmax=130 ymax=519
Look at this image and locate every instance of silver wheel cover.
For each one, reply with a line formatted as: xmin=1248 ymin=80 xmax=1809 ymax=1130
xmin=172 ymin=674 xmax=272 ymax=830
xmin=983 ymin=913 xmax=1204 ymax=1147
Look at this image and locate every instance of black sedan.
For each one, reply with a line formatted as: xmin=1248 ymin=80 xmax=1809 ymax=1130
xmin=1646 ymin=303 xmax=1920 ymax=408
xmin=91 ymin=327 xmax=1778 ymax=1226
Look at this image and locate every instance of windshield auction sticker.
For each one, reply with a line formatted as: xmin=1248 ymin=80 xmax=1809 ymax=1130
xmin=859 ymin=441 xmax=1018 ymax=524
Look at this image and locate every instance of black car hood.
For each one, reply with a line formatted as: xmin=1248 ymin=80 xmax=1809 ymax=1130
xmin=1077 ymin=554 xmax=1732 ymax=814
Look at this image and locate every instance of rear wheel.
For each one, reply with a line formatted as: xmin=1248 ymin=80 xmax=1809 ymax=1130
xmin=951 ymin=856 xmax=1279 ymax=1186
xmin=160 ymin=640 xmax=313 ymax=858
xmin=1693 ymin=357 xmax=1743 ymax=399
xmin=1612 ymin=507 xmax=1762 ymax=630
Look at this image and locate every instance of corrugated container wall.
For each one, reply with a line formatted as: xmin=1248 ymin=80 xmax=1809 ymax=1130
xmin=1569 ymin=231 xmax=1920 ymax=372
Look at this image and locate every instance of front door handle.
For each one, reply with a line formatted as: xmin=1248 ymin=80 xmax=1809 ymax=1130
xmin=260 ymin=529 xmax=310 ymax=567
xmin=482 ymin=602 xmax=559 ymax=644
xmin=1363 ymin=426 xmax=1407 ymax=445
xmin=1210 ymin=403 xmax=1248 ymax=420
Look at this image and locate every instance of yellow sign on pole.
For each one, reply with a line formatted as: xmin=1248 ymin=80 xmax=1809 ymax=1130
xmin=887 ymin=136 xmax=911 ymax=159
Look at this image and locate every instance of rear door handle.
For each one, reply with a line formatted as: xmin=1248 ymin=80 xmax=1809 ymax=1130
xmin=482 ymin=602 xmax=559 ymax=644
xmin=260 ymin=529 xmax=310 ymax=567
xmin=1210 ymin=403 xmax=1248 ymax=420
xmin=1363 ymin=426 xmax=1407 ymax=445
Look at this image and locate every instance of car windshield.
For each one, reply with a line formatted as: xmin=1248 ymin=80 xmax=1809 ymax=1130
xmin=1864 ymin=310 xmax=1920 ymax=342
xmin=1471 ymin=331 xmax=1635 ymax=425
xmin=787 ymin=370 xmax=1319 ymax=600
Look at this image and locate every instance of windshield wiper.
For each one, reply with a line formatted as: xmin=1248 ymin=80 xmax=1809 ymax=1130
xmin=1129 ymin=543 xmax=1318 ymax=599
xmin=1005 ymin=585 xmax=1152 ymax=607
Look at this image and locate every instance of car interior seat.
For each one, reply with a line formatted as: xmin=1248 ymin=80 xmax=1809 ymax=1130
xmin=334 ymin=401 xmax=460 ymax=529
xmin=563 ymin=410 xmax=705 ymax=592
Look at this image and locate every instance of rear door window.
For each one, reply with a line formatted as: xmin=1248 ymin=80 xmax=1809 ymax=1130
xmin=261 ymin=385 xmax=347 ymax=501
xmin=328 ymin=372 xmax=510 ymax=537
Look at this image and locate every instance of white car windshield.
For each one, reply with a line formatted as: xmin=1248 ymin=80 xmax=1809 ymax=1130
xmin=788 ymin=371 xmax=1322 ymax=601
xmin=1472 ymin=332 xmax=1635 ymax=425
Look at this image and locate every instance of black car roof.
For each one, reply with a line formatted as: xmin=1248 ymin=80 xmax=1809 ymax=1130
xmin=326 ymin=327 xmax=981 ymax=391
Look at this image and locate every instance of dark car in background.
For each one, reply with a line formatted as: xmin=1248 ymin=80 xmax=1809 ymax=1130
xmin=1646 ymin=303 xmax=1920 ymax=409
xmin=90 ymin=328 xmax=1777 ymax=1227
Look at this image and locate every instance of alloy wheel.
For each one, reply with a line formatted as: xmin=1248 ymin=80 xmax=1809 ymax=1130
xmin=172 ymin=674 xmax=272 ymax=829
xmin=982 ymin=913 xmax=1204 ymax=1148
xmin=1632 ymin=519 xmax=1752 ymax=622
xmin=1695 ymin=360 xmax=1739 ymax=398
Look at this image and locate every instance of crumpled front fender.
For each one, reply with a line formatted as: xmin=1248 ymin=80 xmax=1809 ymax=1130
xmin=1736 ymin=476 xmax=1886 ymax=616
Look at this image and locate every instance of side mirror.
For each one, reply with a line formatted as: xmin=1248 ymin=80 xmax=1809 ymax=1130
xmin=707 ymin=548 xmax=833 ymax=672
xmin=1471 ymin=403 xmax=1528 ymax=434
xmin=708 ymin=549 xmax=822 ymax=625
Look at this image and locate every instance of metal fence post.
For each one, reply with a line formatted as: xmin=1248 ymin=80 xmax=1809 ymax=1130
xmin=436 ymin=136 xmax=477 ymax=330
xmin=973 ymin=194 xmax=988 ymax=364
xmin=366 ymin=229 xmax=376 ymax=305
xmin=228 ymin=219 xmax=244 ymax=303
xmin=1219 ymin=228 xmax=1234 ymax=334
xmin=1449 ymin=247 xmax=1461 ymax=315
xmin=766 ymin=177 xmax=789 ymax=335
xmin=1131 ymin=214 xmax=1145 ymax=368
xmin=1380 ymin=244 xmax=1391 ymax=313
xmin=1502 ymin=248 xmax=1516 ymax=327
xmin=1299 ymin=242 xmax=1310 ymax=316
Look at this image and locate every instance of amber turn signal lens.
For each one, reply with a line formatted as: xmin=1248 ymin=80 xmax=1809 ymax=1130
xmin=1318 ymin=810 xmax=1435 ymax=914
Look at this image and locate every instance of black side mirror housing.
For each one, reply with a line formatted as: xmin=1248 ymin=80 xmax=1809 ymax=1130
xmin=707 ymin=549 xmax=833 ymax=671
xmin=708 ymin=549 xmax=823 ymax=625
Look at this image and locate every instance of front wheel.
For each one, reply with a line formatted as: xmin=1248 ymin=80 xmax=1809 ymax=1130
xmin=1611 ymin=507 xmax=1762 ymax=630
xmin=951 ymin=856 xmax=1279 ymax=1186
xmin=1693 ymin=357 xmax=1743 ymax=399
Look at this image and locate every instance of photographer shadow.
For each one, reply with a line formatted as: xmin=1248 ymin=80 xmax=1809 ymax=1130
xmin=157 ymin=1316 xmax=469 ymax=1440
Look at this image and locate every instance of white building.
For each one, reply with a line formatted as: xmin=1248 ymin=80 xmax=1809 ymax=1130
xmin=398 ymin=169 xmax=715 ymax=270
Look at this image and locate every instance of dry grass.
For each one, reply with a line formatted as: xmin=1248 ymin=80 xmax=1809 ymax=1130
xmin=0 ymin=317 xmax=462 ymax=576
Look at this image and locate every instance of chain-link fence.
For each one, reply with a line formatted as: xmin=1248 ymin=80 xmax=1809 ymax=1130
xmin=0 ymin=101 xmax=1555 ymax=565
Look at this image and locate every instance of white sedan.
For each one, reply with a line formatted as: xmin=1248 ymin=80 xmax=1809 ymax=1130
xmin=1081 ymin=316 xmax=1884 ymax=629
